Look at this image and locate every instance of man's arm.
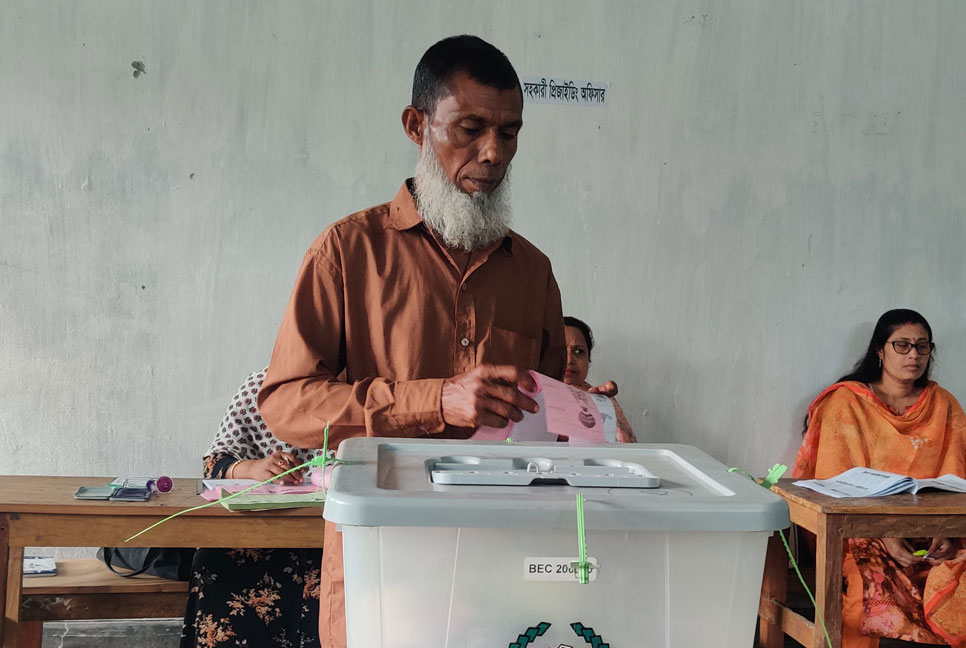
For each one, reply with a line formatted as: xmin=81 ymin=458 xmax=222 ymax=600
xmin=257 ymin=243 xmax=446 ymax=449
xmin=537 ymin=270 xmax=566 ymax=381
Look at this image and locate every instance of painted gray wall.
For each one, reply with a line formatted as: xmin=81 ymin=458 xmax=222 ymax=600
xmin=2 ymin=1 xmax=964 ymax=481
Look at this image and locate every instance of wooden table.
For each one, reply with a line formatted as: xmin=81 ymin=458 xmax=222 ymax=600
xmin=758 ymin=479 xmax=966 ymax=648
xmin=0 ymin=476 xmax=325 ymax=648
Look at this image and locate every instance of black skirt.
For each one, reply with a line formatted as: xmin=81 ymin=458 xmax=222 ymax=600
xmin=180 ymin=547 xmax=321 ymax=648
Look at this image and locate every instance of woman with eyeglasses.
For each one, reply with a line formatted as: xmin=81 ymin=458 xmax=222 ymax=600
xmin=793 ymin=309 xmax=966 ymax=647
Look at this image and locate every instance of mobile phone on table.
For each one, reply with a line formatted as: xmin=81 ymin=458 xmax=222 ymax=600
xmin=73 ymin=486 xmax=118 ymax=500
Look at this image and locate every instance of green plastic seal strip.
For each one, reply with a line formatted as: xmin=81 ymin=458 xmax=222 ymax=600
xmin=125 ymin=422 xmax=340 ymax=543
xmin=729 ymin=462 xmax=832 ymax=648
xmin=727 ymin=462 xmax=786 ymax=488
xmin=762 ymin=462 xmax=788 ymax=488
xmin=573 ymin=493 xmax=595 ymax=584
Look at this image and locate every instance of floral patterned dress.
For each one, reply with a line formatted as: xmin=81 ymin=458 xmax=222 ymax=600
xmin=180 ymin=369 xmax=322 ymax=648
xmin=577 ymin=380 xmax=637 ymax=443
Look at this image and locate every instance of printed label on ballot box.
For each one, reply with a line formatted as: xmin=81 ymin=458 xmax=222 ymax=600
xmin=524 ymin=557 xmax=598 ymax=582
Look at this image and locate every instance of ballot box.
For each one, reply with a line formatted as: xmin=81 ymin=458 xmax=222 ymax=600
xmin=323 ymin=439 xmax=789 ymax=648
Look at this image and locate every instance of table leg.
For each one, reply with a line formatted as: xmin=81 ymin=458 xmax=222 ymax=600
xmin=814 ymin=516 xmax=844 ymax=648
xmin=15 ymin=621 xmax=42 ymax=648
xmin=0 ymin=514 xmax=8 ymax=648
xmin=2 ymin=531 xmax=23 ymax=648
xmin=758 ymin=531 xmax=789 ymax=648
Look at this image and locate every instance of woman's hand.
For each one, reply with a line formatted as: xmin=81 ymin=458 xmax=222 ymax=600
xmin=234 ymin=450 xmax=305 ymax=485
xmin=587 ymin=381 xmax=618 ymax=398
xmin=925 ymin=537 xmax=958 ymax=564
xmin=880 ymin=538 xmax=919 ymax=568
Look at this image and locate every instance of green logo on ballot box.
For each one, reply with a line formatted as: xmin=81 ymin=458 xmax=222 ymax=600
xmin=507 ymin=621 xmax=609 ymax=648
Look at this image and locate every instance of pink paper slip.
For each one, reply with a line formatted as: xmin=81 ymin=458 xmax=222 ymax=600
xmin=199 ymin=481 xmax=320 ymax=502
xmin=472 ymin=371 xmax=617 ymax=445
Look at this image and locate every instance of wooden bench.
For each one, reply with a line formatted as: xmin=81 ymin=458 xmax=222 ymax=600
xmin=17 ymin=559 xmax=188 ymax=648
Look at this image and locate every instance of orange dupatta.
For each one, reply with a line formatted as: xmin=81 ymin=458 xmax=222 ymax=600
xmin=792 ymin=381 xmax=966 ymax=481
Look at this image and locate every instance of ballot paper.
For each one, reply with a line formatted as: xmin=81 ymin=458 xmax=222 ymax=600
xmin=472 ymin=371 xmax=617 ymax=445
xmin=199 ymin=481 xmax=320 ymax=501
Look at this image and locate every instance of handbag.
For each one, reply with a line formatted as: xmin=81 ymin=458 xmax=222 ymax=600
xmin=96 ymin=546 xmax=196 ymax=581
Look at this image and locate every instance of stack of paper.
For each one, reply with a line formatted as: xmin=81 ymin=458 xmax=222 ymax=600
xmin=200 ymin=479 xmax=325 ymax=511
xmin=793 ymin=467 xmax=966 ymax=498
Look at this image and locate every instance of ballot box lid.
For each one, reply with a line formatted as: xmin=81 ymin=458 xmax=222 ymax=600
xmin=322 ymin=438 xmax=790 ymax=532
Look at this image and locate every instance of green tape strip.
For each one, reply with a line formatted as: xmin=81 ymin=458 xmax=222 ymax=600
xmin=778 ymin=527 xmax=833 ymax=648
xmin=729 ymin=462 xmax=831 ymax=648
xmin=125 ymin=422 xmax=337 ymax=543
xmin=727 ymin=467 xmax=756 ymax=481
xmin=576 ymin=493 xmax=589 ymax=584
xmin=762 ymin=463 xmax=788 ymax=488
xmin=727 ymin=463 xmax=787 ymax=488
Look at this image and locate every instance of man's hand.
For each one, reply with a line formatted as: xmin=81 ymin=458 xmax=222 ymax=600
xmin=587 ymin=380 xmax=618 ymax=398
xmin=441 ymin=365 xmax=539 ymax=429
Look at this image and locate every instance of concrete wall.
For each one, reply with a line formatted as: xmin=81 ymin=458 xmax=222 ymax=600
xmin=3 ymin=0 xmax=965 ymax=482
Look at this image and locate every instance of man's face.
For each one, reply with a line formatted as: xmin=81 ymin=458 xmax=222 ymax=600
xmin=422 ymin=71 xmax=523 ymax=196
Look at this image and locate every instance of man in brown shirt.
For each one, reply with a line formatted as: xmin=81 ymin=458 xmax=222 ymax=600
xmin=258 ymin=35 xmax=566 ymax=647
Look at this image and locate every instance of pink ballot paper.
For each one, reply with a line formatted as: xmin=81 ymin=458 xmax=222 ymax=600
xmin=199 ymin=465 xmax=334 ymax=502
xmin=471 ymin=371 xmax=618 ymax=445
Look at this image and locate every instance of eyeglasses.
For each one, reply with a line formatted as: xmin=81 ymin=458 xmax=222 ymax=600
xmin=888 ymin=340 xmax=935 ymax=355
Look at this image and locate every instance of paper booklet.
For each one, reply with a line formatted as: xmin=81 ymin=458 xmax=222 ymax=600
xmin=793 ymin=467 xmax=966 ymax=498
xmin=471 ymin=371 xmax=618 ymax=445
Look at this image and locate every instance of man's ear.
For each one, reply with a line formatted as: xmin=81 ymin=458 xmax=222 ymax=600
xmin=402 ymin=106 xmax=425 ymax=146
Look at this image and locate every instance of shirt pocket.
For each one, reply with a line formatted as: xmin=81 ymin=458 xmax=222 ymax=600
xmin=478 ymin=326 xmax=539 ymax=369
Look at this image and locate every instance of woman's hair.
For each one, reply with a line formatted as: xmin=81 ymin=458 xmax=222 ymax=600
xmin=802 ymin=308 xmax=936 ymax=436
xmin=837 ymin=308 xmax=934 ymax=388
xmin=563 ymin=316 xmax=594 ymax=361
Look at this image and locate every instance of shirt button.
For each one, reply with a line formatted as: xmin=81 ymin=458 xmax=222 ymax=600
xmin=460 ymin=283 xmax=469 ymax=291
xmin=460 ymin=337 xmax=471 ymax=347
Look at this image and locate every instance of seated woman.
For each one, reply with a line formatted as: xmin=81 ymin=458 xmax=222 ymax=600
xmin=793 ymin=309 xmax=966 ymax=647
xmin=180 ymin=368 xmax=322 ymax=648
xmin=562 ymin=316 xmax=636 ymax=443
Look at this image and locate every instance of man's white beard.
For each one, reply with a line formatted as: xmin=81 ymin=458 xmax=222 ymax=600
xmin=413 ymin=142 xmax=512 ymax=252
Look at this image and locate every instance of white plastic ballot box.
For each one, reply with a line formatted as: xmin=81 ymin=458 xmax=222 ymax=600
xmin=323 ymin=439 xmax=790 ymax=648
